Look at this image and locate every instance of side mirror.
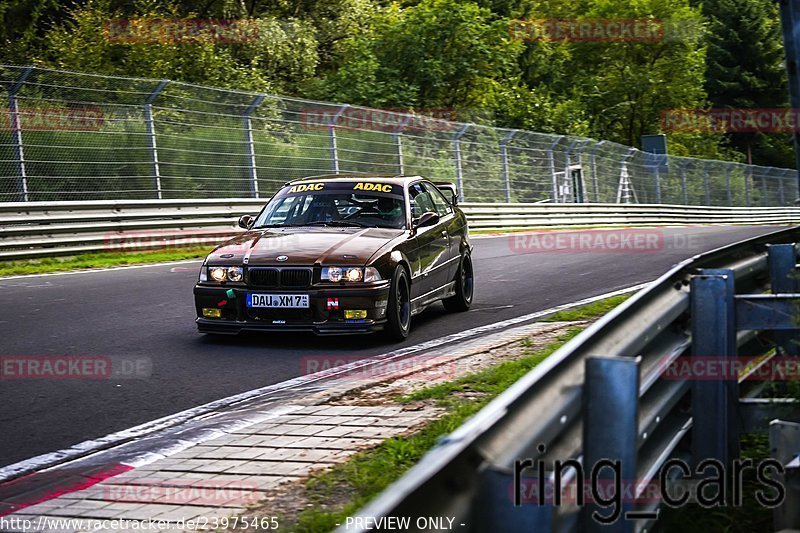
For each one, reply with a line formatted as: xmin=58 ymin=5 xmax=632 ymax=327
xmin=414 ymin=211 xmax=440 ymax=229
xmin=434 ymin=183 xmax=458 ymax=206
xmin=238 ymin=214 xmax=255 ymax=229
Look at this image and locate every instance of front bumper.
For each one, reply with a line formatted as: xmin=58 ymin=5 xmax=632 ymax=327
xmin=193 ymin=282 xmax=391 ymax=335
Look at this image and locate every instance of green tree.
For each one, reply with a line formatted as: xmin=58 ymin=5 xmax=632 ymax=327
xmin=703 ymin=0 xmax=791 ymax=167
xmin=571 ymin=0 xmax=709 ymax=149
xmin=309 ymin=0 xmax=521 ymax=115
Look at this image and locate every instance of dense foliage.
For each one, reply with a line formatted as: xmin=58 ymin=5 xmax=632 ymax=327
xmin=0 ymin=0 xmax=792 ymax=166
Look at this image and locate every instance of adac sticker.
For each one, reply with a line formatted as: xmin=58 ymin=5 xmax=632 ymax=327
xmin=289 ymin=183 xmax=324 ymax=193
xmin=353 ymin=182 xmax=394 ymax=193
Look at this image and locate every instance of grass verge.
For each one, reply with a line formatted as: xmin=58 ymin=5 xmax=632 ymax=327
xmin=540 ymin=293 xmax=631 ymax=323
xmin=287 ymin=327 xmax=584 ymax=532
xmin=0 ymin=247 xmax=212 ymax=277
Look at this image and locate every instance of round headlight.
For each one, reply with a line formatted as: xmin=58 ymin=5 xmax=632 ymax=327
xmin=328 ymin=267 xmax=343 ymax=282
xmin=210 ymin=267 xmax=227 ymax=282
xmin=345 ymin=268 xmax=363 ymax=282
xmin=227 ymin=266 xmax=243 ymax=282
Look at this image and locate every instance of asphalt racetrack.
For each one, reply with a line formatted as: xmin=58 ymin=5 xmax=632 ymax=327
xmin=0 ymin=225 xmax=783 ymax=467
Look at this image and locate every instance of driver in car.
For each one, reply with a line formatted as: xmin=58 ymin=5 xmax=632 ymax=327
xmin=375 ymin=196 xmax=404 ymax=227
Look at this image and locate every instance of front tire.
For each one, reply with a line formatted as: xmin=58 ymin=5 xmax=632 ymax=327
xmin=385 ymin=265 xmax=411 ymax=341
xmin=443 ymin=252 xmax=473 ymax=312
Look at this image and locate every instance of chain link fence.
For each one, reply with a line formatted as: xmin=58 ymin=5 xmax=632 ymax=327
xmin=1 ymin=64 xmax=797 ymax=205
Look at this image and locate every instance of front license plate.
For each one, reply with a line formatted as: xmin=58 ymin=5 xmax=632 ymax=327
xmin=247 ymin=293 xmax=309 ymax=308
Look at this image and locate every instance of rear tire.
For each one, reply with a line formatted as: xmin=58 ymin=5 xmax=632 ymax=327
xmin=443 ymin=253 xmax=473 ymax=312
xmin=385 ymin=265 xmax=411 ymax=341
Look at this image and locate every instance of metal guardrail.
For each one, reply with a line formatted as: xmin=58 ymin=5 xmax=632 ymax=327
xmin=344 ymin=227 xmax=800 ymax=532
xmin=1 ymin=200 xmax=800 ymax=260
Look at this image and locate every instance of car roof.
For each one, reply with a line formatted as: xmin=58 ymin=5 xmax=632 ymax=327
xmin=287 ymin=174 xmax=425 ymax=187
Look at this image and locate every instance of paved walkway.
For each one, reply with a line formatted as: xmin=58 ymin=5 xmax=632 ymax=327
xmin=6 ymin=405 xmax=438 ymax=532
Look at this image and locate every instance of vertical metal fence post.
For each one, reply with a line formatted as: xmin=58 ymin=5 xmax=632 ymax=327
xmin=762 ymin=168 xmax=774 ymax=206
xmin=453 ymin=124 xmax=472 ymax=202
xmin=328 ymin=105 xmax=350 ymax=174
xmin=780 ymin=170 xmax=787 ymax=206
xmin=242 ymin=94 xmax=266 ymax=198
xmin=563 ymin=139 xmax=580 ymax=203
xmin=725 ymin=166 xmax=733 ymax=206
xmin=8 ymin=67 xmax=33 ymax=202
xmin=500 ymin=130 xmax=518 ymax=203
xmin=768 ymin=244 xmax=799 ymax=356
xmin=653 ymin=159 xmax=662 ymax=204
xmin=393 ymin=115 xmax=413 ymax=175
xmin=691 ymin=271 xmax=739 ymax=467
xmin=583 ymin=356 xmax=640 ymax=532
xmin=589 ymin=140 xmax=606 ymax=202
xmin=680 ymin=161 xmax=688 ymax=205
xmin=572 ymin=139 xmax=590 ymax=203
xmin=547 ymin=136 xmax=564 ymax=202
xmin=144 ymin=80 xmax=168 ymax=200
xmin=745 ymin=165 xmax=752 ymax=207
xmin=703 ymin=161 xmax=711 ymax=205
xmin=616 ymin=148 xmax=637 ymax=204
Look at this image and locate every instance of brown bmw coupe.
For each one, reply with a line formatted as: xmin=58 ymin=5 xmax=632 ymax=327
xmin=194 ymin=175 xmax=473 ymax=340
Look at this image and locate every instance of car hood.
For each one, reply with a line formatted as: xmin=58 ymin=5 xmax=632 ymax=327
xmin=206 ymin=227 xmax=407 ymax=266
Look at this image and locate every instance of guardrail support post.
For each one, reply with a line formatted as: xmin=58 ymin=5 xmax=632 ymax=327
xmin=691 ymin=271 xmax=739 ymax=467
xmin=8 ymin=66 xmax=33 ymax=202
xmin=500 ymin=130 xmax=518 ymax=203
xmin=453 ymin=124 xmax=472 ymax=202
xmin=472 ymin=467 xmax=553 ymax=531
xmin=243 ymin=94 xmax=266 ymax=198
xmin=547 ymin=136 xmax=564 ymax=202
xmin=144 ymin=80 xmax=168 ymax=200
xmin=583 ymin=356 xmax=640 ymax=532
xmin=328 ymin=105 xmax=349 ymax=174
xmin=768 ymin=244 xmax=799 ymax=356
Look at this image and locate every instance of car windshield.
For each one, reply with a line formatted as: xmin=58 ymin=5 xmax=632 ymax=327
xmin=253 ymin=181 xmax=407 ymax=230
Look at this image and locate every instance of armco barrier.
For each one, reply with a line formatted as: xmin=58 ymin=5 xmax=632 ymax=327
xmin=1 ymin=200 xmax=800 ymax=260
xmin=344 ymin=228 xmax=800 ymax=532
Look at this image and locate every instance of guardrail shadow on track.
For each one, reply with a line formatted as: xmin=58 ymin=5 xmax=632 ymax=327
xmin=344 ymin=227 xmax=800 ymax=532
xmin=2 ymin=200 xmax=800 ymax=260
